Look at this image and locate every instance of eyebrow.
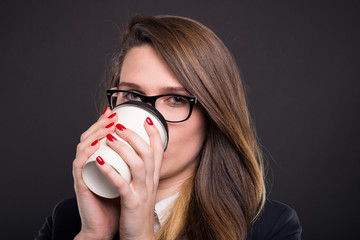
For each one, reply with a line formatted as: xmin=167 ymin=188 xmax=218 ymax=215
xmin=118 ymin=82 xmax=190 ymax=94
xmin=118 ymin=82 xmax=141 ymax=89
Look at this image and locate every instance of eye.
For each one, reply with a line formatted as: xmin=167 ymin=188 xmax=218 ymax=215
xmin=167 ymin=96 xmax=187 ymax=105
xmin=123 ymin=92 xmax=141 ymax=101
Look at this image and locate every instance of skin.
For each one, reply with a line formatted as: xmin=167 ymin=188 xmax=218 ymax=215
xmin=72 ymin=45 xmax=207 ymax=239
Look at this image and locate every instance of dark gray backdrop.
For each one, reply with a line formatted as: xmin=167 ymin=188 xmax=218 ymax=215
xmin=1 ymin=1 xmax=359 ymax=239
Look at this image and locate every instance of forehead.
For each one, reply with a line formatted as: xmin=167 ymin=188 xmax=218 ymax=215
xmin=119 ymin=45 xmax=184 ymax=94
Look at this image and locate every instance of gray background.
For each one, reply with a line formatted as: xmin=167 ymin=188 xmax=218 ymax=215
xmin=1 ymin=0 xmax=359 ymax=239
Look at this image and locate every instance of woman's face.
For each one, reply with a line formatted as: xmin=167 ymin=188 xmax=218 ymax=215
xmin=119 ymin=45 xmax=207 ymax=186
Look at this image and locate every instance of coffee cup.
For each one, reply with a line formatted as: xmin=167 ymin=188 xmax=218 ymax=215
xmin=82 ymin=101 xmax=168 ymax=198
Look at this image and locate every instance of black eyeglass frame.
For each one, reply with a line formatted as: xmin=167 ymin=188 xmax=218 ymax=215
xmin=106 ymin=89 xmax=198 ymax=123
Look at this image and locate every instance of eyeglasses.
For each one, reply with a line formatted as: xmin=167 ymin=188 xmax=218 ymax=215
xmin=106 ymin=89 xmax=198 ymax=123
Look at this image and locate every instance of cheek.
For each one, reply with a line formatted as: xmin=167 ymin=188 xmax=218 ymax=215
xmin=166 ymin=127 xmax=204 ymax=156
xmin=162 ymin=109 xmax=207 ymax=167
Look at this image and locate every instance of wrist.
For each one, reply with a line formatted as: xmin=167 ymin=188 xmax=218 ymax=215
xmin=120 ymin=236 xmax=156 ymax=240
xmin=75 ymin=230 xmax=114 ymax=240
xmin=120 ymin=233 xmax=156 ymax=240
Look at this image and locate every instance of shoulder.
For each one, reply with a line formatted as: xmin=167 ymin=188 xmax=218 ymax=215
xmin=36 ymin=197 xmax=81 ymax=240
xmin=246 ymin=199 xmax=302 ymax=240
xmin=52 ymin=197 xmax=80 ymax=220
xmin=36 ymin=197 xmax=120 ymax=240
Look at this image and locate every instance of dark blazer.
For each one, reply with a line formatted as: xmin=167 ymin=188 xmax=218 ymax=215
xmin=35 ymin=197 xmax=301 ymax=240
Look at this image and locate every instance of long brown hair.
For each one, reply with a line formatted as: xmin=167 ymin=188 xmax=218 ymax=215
xmin=105 ymin=15 xmax=265 ymax=240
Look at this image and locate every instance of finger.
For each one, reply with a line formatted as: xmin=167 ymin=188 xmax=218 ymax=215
xmin=73 ymin=111 xmax=118 ymax=190
xmin=74 ymin=122 xmax=117 ymax=175
xmin=80 ymin=109 xmax=118 ymax=142
xmin=105 ymin=133 xmax=147 ymax=192
xmin=143 ymin=117 xmax=165 ymax=182
xmin=95 ymin=155 xmax=132 ymax=198
xmin=77 ymin=115 xmax=118 ymax=156
xmin=73 ymin=137 xmax=102 ymax=192
xmin=114 ymin=123 xmax=156 ymax=179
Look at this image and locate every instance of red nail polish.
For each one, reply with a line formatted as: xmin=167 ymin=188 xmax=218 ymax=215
xmin=146 ymin=117 xmax=153 ymax=126
xmin=116 ymin=123 xmax=126 ymax=131
xmin=108 ymin=113 xmax=116 ymax=119
xmin=102 ymin=108 xmax=108 ymax=115
xmin=96 ymin=156 xmax=104 ymax=165
xmin=105 ymin=122 xmax=115 ymax=128
xmin=91 ymin=139 xmax=99 ymax=146
xmin=106 ymin=133 xmax=117 ymax=142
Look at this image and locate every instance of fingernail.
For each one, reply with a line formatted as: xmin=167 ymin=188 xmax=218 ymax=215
xmin=116 ymin=123 xmax=126 ymax=131
xmin=91 ymin=139 xmax=99 ymax=146
xmin=96 ymin=156 xmax=104 ymax=165
xmin=106 ymin=133 xmax=117 ymax=142
xmin=146 ymin=117 xmax=153 ymax=125
xmin=105 ymin=122 xmax=115 ymax=128
xmin=102 ymin=108 xmax=108 ymax=115
xmin=108 ymin=113 xmax=116 ymax=119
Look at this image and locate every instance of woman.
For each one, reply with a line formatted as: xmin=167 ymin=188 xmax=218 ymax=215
xmin=36 ymin=15 xmax=301 ymax=240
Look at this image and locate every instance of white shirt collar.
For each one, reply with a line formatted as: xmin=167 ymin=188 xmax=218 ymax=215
xmin=155 ymin=192 xmax=179 ymax=225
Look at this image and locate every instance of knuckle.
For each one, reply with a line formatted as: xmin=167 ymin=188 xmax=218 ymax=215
xmin=76 ymin=142 xmax=92 ymax=157
xmin=72 ymin=159 xmax=81 ymax=170
xmin=76 ymin=141 xmax=83 ymax=149
xmin=80 ymin=132 xmax=87 ymax=142
xmin=131 ymin=161 xmax=144 ymax=172
xmin=142 ymin=147 xmax=154 ymax=158
xmin=115 ymin=178 xmax=127 ymax=191
xmin=76 ymin=143 xmax=83 ymax=155
xmin=148 ymin=125 xmax=160 ymax=136
xmin=97 ymin=127 xmax=111 ymax=138
xmin=125 ymin=130 xmax=137 ymax=140
xmin=82 ymin=147 xmax=93 ymax=157
xmin=101 ymin=164 xmax=112 ymax=175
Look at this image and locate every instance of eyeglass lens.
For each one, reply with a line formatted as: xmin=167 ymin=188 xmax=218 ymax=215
xmin=110 ymin=91 xmax=191 ymax=122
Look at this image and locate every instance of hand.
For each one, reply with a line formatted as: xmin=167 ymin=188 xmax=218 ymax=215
xmin=73 ymin=108 xmax=120 ymax=240
xmin=96 ymin=117 xmax=164 ymax=240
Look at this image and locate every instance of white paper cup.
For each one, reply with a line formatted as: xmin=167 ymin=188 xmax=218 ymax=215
xmin=82 ymin=101 xmax=169 ymax=198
